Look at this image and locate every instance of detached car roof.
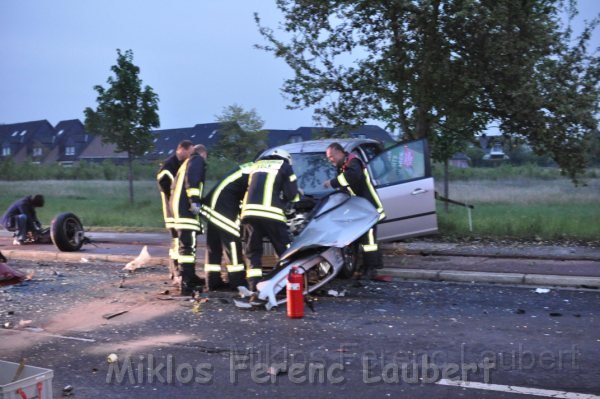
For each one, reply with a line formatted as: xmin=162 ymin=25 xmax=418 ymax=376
xmin=260 ymin=138 xmax=382 ymax=156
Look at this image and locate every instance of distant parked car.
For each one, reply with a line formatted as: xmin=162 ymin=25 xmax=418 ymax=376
xmin=259 ymin=137 xmax=438 ymax=241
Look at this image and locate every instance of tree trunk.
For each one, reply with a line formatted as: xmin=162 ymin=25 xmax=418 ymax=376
xmin=127 ymin=152 xmax=134 ymax=205
xmin=443 ymin=158 xmax=449 ymax=213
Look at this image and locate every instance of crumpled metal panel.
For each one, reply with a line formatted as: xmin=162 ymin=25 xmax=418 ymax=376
xmin=280 ymin=193 xmax=379 ymax=261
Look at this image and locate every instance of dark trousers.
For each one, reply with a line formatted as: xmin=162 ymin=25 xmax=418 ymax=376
xmin=359 ymin=226 xmax=382 ymax=273
xmin=205 ymin=222 xmax=246 ymax=289
xmin=177 ymin=229 xmax=202 ymax=291
xmin=5 ymin=214 xmax=29 ymax=241
xmin=243 ymin=217 xmax=290 ymax=290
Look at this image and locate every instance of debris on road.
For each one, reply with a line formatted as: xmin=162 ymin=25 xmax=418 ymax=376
xmin=107 ymin=353 xmax=118 ymax=363
xmin=102 ymin=310 xmax=128 ymax=320
xmin=122 ymin=245 xmax=151 ymax=272
xmin=62 ymin=384 xmax=74 ymax=396
xmin=535 ymin=288 xmax=551 ymax=294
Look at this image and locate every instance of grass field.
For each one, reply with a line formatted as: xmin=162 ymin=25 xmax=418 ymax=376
xmin=435 ymin=178 xmax=600 ymax=241
xmin=0 ymin=177 xmax=598 ymax=241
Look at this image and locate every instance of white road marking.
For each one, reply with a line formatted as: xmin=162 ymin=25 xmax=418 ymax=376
xmin=436 ymin=378 xmax=600 ymax=399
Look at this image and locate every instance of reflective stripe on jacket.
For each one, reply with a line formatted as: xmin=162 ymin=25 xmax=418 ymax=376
xmin=241 ymin=158 xmax=299 ymax=223
xmin=170 ymin=154 xmax=206 ymax=231
xmin=331 ymin=153 xmax=386 ymax=221
xmin=201 ymin=163 xmax=253 ymax=237
xmin=156 ymin=154 xmax=182 ymax=228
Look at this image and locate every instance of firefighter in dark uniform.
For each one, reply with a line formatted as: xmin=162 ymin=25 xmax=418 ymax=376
xmin=1 ymin=194 xmax=45 ymax=245
xmin=323 ymin=142 xmax=386 ymax=279
xmin=170 ymin=144 xmax=208 ymax=295
xmin=201 ymin=162 xmax=253 ymax=291
xmin=156 ymin=140 xmax=194 ymax=282
xmin=241 ymin=149 xmax=300 ymax=291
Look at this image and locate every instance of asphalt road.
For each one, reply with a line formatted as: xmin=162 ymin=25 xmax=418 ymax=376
xmin=1 ymin=259 xmax=599 ymax=398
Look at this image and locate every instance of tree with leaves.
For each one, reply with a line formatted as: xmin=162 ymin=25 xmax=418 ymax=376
xmin=255 ymin=0 xmax=599 ymax=186
xmin=84 ymin=49 xmax=159 ymax=204
xmin=212 ymin=104 xmax=267 ymax=163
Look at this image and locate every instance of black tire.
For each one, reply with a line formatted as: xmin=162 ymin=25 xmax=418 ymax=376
xmin=51 ymin=212 xmax=85 ymax=252
xmin=338 ymin=243 xmax=359 ymax=279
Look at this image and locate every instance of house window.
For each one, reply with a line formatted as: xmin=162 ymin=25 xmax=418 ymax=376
xmin=289 ymin=135 xmax=303 ymax=143
xmin=357 ymin=134 xmax=367 ymax=139
xmin=2 ymin=146 xmax=10 ymax=156
xmin=33 ymin=147 xmax=43 ymax=157
xmin=65 ymin=146 xmax=75 ymax=156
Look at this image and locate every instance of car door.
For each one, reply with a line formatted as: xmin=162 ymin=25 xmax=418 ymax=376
xmin=365 ymin=138 xmax=438 ymax=241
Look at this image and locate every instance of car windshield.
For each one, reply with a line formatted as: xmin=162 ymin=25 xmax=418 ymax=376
xmin=290 ymin=152 xmax=337 ymax=196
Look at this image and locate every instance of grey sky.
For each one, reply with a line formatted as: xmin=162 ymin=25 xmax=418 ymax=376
xmin=1 ymin=1 xmax=598 ymax=132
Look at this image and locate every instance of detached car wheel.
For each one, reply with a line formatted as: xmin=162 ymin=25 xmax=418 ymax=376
xmin=51 ymin=212 xmax=85 ymax=252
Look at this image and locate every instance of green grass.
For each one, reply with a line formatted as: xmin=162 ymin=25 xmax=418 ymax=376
xmin=1 ymin=176 xmax=598 ymax=242
xmin=435 ymin=177 xmax=600 ymax=241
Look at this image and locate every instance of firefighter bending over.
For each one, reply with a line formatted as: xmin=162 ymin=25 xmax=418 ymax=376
xmin=201 ymin=162 xmax=253 ymax=291
xmin=156 ymin=140 xmax=194 ymax=283
xmin=241 ymin=149 xmax=300 ymax=292
xmin=170 ymin=144 xmax=208 ymax=296
xmin=323 ymin=142 xmax=386 ymax=279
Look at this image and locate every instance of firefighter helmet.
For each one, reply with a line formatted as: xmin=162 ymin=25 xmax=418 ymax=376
xmin=269 ymin=149 xmax=293 ymax=165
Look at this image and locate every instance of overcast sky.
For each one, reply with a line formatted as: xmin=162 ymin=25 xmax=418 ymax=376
xmin=1 ymin=1 xmax=598 ymax=132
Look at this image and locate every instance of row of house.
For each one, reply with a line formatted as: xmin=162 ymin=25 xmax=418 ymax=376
xmin=0 ymin=119 xmax=394 ymax=165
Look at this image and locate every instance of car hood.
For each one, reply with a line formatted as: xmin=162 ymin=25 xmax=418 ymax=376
xmin=280 ymin=192 xmax=379 ymax=261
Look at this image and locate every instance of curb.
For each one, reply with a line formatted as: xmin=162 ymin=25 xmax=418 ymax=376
xmin=379 ymin=268 xmax=600 ymax=289
xmin=5 ymin=248 xmax=599 ymax=289
xmin=1 ymin=248 xmax=167 ymax=266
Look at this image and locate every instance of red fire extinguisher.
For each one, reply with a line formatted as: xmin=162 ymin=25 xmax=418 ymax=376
xmin=287 ymin=266 xmax=304 ymax=318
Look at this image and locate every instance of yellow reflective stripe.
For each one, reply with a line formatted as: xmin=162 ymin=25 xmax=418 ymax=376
xmin=368 ymin=229 xmax=376 ymax=245
xmin=263 ymin=171 xmax=277 ymax=207
xmin=187 ymin=188 xmax=201 ymax=197
xmin=227 ymin=264 xmax=245 ymax=273
xmin=337 ymin=173 xmax=356 ymax=195
xmin=365 ymin=170 xmax=385 ymax=218
xmin=202 ymin=206 xmax=241 ymax=229
xmin=362 ymin=244 xmax=379 ymax=252
xmin=289 ymin=174 xmax=297 ymax=182
xmin=292 ymin=193 xmax=300 ymax=202
xmin=242 ymin=203 xmax=285 ymax=216
xmin=156 ymin=169 xmax=174 ymax=181
xmin=241 ymin=209 xmax=287 ymax=223
xmin=254 ymin=159 xmax=283 ymax=170
xmin=178 ymin=255 xmax=195 ymax=263
xmin=172 ymin=223 xmax=201 ymax=231
xmin=204 ymin=264 xmax=221 ymax=272
xmin=230 ymin=242 xmax=239 ymax=267
xmin=247 ymin=268 xmax=262 ymax=278
xmin=202 ymin=207 xmax=240 ymax=237
xmin=160 ymin=192 xmax=168 ymax=221
xmin=174 ymin=217 xmax=201 ymax=226
xmin=210 ymin=219 xmax=240 ymax=237
xmin=210 ymin=169 xmax=243 ymax=208
xmin=171 ymin=158 xmax=188 ymax=220
xmin=337 ymin=173 xmax=350 ymax=187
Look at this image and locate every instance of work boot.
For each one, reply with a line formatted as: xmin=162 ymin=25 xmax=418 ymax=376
xmin=206 ymin=272 xmax=226 ymax=291
xmin=179 ymin=264 xmax=204 ymax=296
